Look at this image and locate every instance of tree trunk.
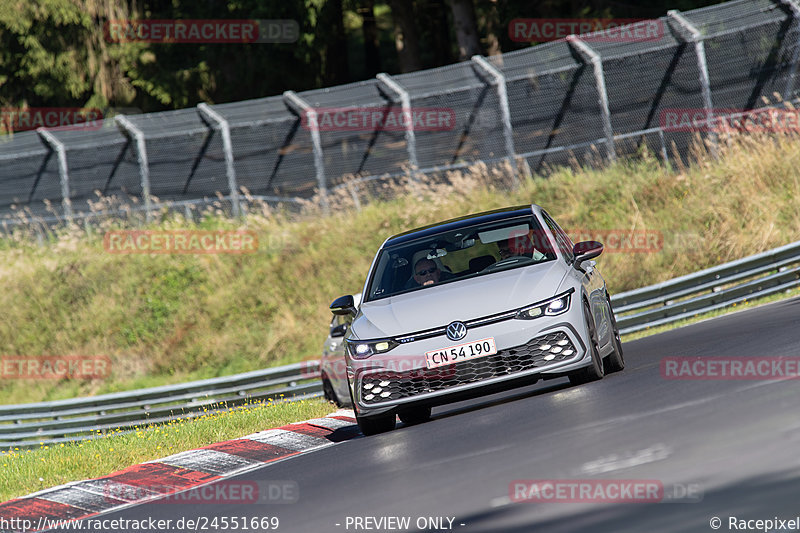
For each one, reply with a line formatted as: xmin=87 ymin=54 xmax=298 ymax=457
xmin=447 ymin=0 xmax=481 ymax=60
xmin=321 ymin=0 xmax=350 ymax=85
xmin=359 ymin=0 xmax=381 ymax=77
xmin=390 ymin=0 xmax=423 ymax=73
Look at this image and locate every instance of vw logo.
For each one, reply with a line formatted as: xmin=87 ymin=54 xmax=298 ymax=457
xmin=446 ymin=321 xmax=468 ymax=341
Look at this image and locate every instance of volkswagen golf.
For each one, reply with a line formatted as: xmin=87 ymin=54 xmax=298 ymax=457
xmin=330 ymin=204 xmax=624 ymax=435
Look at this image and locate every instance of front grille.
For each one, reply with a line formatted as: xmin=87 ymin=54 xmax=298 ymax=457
xmin=359 ymin=331 xmax=577 ymax=404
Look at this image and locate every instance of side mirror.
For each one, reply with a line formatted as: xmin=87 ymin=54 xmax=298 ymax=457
xmin=330 ymin=324 xmax=348 ymax=338
xmin=572 ymin=240 xmax=603 ymax=264
xmin=330 ymin=295 xmax=357 ymax=316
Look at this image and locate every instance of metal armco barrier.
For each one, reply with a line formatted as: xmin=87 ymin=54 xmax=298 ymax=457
xmin=612 ymin=239 xmax=800 ymax=334
xmin=0 ymin=362 xmax=320 ymax=449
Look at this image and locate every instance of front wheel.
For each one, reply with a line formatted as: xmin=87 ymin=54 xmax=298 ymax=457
xmin=321 ymin=376 xmax=342 ymax=407
xmin=356 ymin=413 xmax=396 ymax=436
xmin=569 ymin=301 xmax=605 ymax=385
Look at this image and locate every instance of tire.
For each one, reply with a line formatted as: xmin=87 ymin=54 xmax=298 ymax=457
xmin=321 ymin=375 xmax=342 ymax=407
xmin=569 ymin=300 xmax=605 ymax=385
xmin=356 ymin=413 xmax=396 ymax=436
xmin=398 ymin=406 xmax=432 ymax=426
xmin=603 ymin=293 xmax=625 ymax=374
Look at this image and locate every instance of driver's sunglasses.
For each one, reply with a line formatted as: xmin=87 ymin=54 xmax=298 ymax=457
xmin=416 ymin=267 xmax=438 ymax=276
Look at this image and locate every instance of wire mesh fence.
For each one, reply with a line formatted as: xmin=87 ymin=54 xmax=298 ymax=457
xmin=1 ymin=0 xmax=799 ymax=227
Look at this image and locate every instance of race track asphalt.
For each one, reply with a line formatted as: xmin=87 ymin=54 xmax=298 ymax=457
xmin=57 ymin=296 xmax=800 ymax=533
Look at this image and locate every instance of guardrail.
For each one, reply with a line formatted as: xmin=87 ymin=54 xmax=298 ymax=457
xmin=611 ymin=240 xmax=800 ymax=335
xmin=0 ymin=362 xmax=321 ymax=449
xmin=4 ymin=239 xmax=800 ymax=449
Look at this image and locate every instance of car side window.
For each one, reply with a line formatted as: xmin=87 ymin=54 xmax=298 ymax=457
xmin=542 ymin=211 xmax=574 ymax=263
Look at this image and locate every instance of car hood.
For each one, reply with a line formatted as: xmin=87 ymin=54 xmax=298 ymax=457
xmin=352 ymin=261 xmax=569 ymax=339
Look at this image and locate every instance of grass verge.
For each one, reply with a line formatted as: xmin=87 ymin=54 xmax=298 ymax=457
xmin=0 ymin=398 xmax=336 ymax=503
xmin=1 ymin=130 xmax=799 ymax=404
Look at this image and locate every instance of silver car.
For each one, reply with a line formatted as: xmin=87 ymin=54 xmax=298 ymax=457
xmin=330 ymin=204 xmax=624 ymax=435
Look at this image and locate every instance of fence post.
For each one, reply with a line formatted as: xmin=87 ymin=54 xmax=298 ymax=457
xmin=471 ymin=55 xmax=520 ymax=187
xmin=115 ymin=115 xmax=153 ymax=221
xmin=376 ymin=73 xmax=419 ymax=179
xmin=668 ymin=10 xmax=717 ymax=157
xmin=36 ymin=128 xmax=72 ymax=221
xmin=567 ymin=36 xmax=616 ymax=162
xmin=780 ymin=0 xmax=800 ymax=99
xmin=198 ymin=103 xmax=241 ymax=217
xmin=283 ymin=91 xmax=329 ymax=214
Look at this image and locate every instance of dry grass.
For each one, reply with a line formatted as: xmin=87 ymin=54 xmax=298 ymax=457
xmin=1 ymin=130 xmax=799 ymax=404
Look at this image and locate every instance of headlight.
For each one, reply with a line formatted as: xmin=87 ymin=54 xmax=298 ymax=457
xmin=346 ymin=339 xmax=397 ymax=359
xmin=515 ymin=290 xmax=573 ymax=320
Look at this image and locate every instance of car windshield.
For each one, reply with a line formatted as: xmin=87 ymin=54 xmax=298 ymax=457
xmin=365 ymin=216 xmax=557 ymax=301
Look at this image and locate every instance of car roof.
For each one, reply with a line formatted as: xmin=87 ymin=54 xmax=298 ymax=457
xmin=383 ymin=204 xmax=536 ymax=247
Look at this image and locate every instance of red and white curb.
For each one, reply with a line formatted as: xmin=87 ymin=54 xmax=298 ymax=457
xmin=0 ymin=409 xmax=357 ymax=531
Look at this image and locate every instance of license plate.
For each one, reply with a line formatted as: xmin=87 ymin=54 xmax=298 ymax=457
xmin=425 ymin=337 xmax=497 ymax=369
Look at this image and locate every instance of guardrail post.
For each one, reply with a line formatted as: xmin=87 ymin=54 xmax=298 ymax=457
xmin=376 ymin=73 xmax=419 ymax=180
xmin=471 ymin=55 xmax=520 ymax=187
xmin=36 ymin=128 xmax=73 ymax=220
xmin=668 ymin=10 xmax=717 ymax=157
xmin=779 ymin=0 xmax=800 ymax=99
xmin=115 ymin=115 xmax=153 ymax=221
xmin=567 ymin=36 xmax=616 ymax=162
xmin=283 ymin=91 xmax=329 ymax=214
xmin=198 ymin=103 xmax=241 ymax=217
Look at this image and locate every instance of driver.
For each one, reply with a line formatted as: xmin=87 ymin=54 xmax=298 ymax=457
xmin=413 ymin=258 xmax=442 ymax=286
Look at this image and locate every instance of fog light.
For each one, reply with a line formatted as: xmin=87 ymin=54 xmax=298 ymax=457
xmin=365 ymin=394 xmax=375 ymax=400
xmin=364 ymin=383 xmax=374 ymax=390
xmin=379 ymin=380 xmax=390 ymax=387
xmin=543 ymin=354 xmax=556 ymax=361
xmin=539 ymin=344 xmax=552 ymax=351
xmin=372 ymin=387 xmax=382 ymax=394
xmin=557 ymin=339 xmax=569 ymax=346
xmin=551 ymin=346 xmax=563 ymax=354
xmin=380 ymin=391 xmax=391 ymax=398
xmin=563 ymin=349 xmax=574 ymax=356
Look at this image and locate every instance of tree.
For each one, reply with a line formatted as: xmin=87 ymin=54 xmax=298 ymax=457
xmin=358 ymin=0 xmax=381 ymax=77
xmin=389 ymin=0 xmax=422 ymax=73
xmin=447 ymin=0 xmax=481 ymax=60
